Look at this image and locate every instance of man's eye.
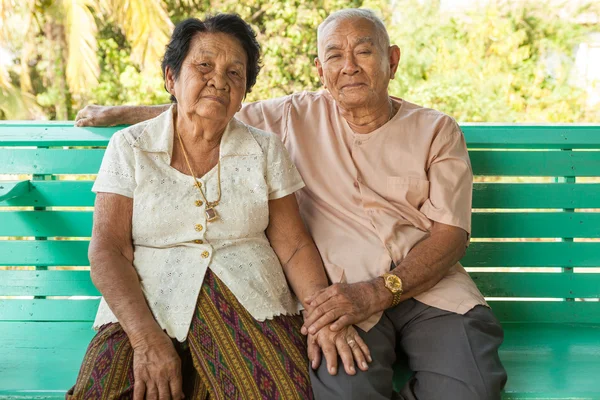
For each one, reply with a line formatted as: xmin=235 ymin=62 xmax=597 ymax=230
xmin=327 ymin=55 xmax=340 ymax=60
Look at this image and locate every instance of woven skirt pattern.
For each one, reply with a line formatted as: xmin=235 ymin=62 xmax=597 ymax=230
xmin=67 ymin=269 xmax=313 ymax=400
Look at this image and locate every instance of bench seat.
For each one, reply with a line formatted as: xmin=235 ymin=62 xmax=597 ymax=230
xmin=1 ymin=322 xmax=599 ymax=399
xmin=2 ymin=122 xmax=600 ymax=399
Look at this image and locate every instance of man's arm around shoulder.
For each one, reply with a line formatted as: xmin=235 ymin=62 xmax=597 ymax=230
xmin=75 ymin=104 xmax=170 ymax=127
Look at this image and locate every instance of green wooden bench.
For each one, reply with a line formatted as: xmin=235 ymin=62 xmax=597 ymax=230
xmin=1 ymin=121 xmax=599 ymax=399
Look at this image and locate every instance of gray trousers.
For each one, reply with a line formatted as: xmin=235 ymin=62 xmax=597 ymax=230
xmin=309 ymin=299 xmax=507 ymax=400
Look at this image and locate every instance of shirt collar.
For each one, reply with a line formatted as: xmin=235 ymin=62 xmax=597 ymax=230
xmin=133 ymin=105 xmax=263 ymax=158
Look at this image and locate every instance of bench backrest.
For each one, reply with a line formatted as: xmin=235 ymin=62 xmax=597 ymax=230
xmin=1 ymin=122 xmax=600 ymax=327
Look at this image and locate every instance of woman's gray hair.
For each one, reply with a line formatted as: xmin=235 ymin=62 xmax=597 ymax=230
xmin=317 ymin=9 xmax=390 ymax=52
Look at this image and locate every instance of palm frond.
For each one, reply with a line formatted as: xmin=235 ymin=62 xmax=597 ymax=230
xmin=62 ymin=0 xmax=100 ymax=94
xmin=105 ymin=0 xmax=173 ymax=74
xmin=0 ymin=66 xmax=43 ymax=119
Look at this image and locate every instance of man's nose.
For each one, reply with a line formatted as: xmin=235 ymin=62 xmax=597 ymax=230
xmin=341 ymin=55 xmax=360 ymax=75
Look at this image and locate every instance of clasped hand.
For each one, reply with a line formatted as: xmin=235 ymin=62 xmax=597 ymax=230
xmin=303 ymin=281 xmax=384 ymax=376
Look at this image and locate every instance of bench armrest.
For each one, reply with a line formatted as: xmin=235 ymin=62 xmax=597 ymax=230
xmin=0 ymin=181 xmax=31 ymax=203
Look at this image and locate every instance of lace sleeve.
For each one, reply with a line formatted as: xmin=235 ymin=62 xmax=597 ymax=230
xmin=92 ymin=131 xmax=137 ymax=198
xmin=266 ymin=133 xmax=304 ymax=200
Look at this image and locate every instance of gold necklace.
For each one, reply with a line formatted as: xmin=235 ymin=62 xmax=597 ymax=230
xmin=176 ymin=129 xmax=221 ymax=222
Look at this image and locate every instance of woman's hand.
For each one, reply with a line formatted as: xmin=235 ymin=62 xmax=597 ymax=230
xmin=131 ymin=331 xmax=184 ymax=400
xmin=307 ymin=323 xmax=372 ymax=376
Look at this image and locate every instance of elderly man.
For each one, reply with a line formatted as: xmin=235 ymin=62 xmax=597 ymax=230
xmin=76 ymin=8 xmax=507 ymax=400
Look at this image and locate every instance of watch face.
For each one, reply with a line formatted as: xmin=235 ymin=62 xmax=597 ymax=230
xmin=386 ymin=275 xmax=402 ymax=292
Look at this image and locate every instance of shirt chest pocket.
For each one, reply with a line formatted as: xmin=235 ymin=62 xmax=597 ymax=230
xmin=386 ymin=176 xmax=430 ymax=208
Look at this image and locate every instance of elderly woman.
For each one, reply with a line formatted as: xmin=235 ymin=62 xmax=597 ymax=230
xmin=67 ymin=14 xmax=370 ymax=400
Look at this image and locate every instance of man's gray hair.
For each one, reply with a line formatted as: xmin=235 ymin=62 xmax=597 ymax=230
xmin=317 ymin=9 xmax=390 ymax=52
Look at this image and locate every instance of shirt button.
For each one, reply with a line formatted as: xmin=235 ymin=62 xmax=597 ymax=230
xmin=194 ymin=239 xmax=203 ymax=244
xmin=354 ymin=181 xmax=360 ymax=188
xmin=356 ymin=141 xmax=363 ymax=145
xmin=195 ymin=200 xmax=203 ymax=207
xmin=195 ymin=224 xmax=203 ymax=232
xmin=201 ymin=251 xmax=210 ymax=259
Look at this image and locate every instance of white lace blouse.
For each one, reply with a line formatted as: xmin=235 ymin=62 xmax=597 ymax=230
xmin=91 ymin=106 xmax=305 ymax=341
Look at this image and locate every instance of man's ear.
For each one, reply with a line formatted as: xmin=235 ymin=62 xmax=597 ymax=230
xmin=389 ymin=45 xmax=401 ymax=79
xmin=314 ymin=57 xmax=326 ymax=88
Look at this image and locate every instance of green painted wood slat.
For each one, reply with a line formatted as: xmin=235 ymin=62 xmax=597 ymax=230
xmin=3 ymin=210 xmax=600 ymax=238
xmin=1 ymin=122 xmax=600 ymax=149
xmin=1 ymin=298 xmax=598 ymax=324
xmin=1 ymin=270 xmax=597 ymax=298
xmin=0 ymin=271 xmax=98 ymax=296
xmin=0 ymin=149 xmax=104 ymax=174
xmin=471 ymin=212 xmax=600 ymax=238
xmin=462 ymin=242 xmax=600 ymax=267
xmin=2 ymin=240 xmax=600 ymax=267
xmin=0 ymin=212 xmax=92 ymax=237
xmin=3 ymin=181 xmax=600 ymax=209
xmin=470 ymin=272 xmax=600 ymax=298
xmin=472 ymin=183 xmax=600 ymax=209
xmin=3 ymin=148 xmax=600 ymax=176
xmin=0 ymin=300 xmax=99 ymax=322
xmin=0 ymin=181 xmax=95 ymax=207
xmin=488 ymin=301 xmax=600 ymax=324
xmin=469 ymin=151 xmax=600 ymax=176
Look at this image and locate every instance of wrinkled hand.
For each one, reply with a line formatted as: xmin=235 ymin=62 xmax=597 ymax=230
xmin=307 ymin=324 xmax=371 ymax=376
xmin=75 ymin=105 xmax=118 ymax=127
xmin=131 ymin=331 xmax=184 ymax=400
xmin=302 ymin=281 xmax=388 ymax=335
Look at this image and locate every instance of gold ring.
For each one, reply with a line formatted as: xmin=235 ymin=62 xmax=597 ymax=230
xmin=347 ymin=339 xmax=356 ymax=346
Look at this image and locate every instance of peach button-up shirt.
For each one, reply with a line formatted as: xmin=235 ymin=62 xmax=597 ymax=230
xmin=238 ymin=90 xmax=486 ymax=331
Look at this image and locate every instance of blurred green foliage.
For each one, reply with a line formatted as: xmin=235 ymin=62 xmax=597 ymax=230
xmin=0 ymin=0 xmax=598 ymax=121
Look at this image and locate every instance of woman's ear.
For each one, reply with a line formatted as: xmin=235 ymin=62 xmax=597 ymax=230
xmin=165 ymin=66 xmax=175 ymax=95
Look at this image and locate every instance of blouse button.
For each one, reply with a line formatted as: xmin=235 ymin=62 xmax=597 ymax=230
xmin=195 ymin=224 xmax=203 ymax=232
xmin=195 ymin=200 xmax=203 ymax=207
xmin=194 ymin=239 xmax=203 ymax=244
xmin=201 ymin=251 xmax=210 ymax=259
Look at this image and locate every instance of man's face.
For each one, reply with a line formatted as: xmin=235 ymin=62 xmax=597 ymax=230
xmin=316 ymin=18 xmax=399 ymax=110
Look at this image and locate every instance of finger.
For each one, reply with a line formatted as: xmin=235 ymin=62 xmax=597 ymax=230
xmin=308 ymin=309 xmax=341 ymax=335
xmin=146 ymin=383 xmax=159 ymax=400
xmin=308 ymin=287 xmax=338 ymax=308
xmin=320 ymin=337 xmax=339 ymax=375
xmin=169 ymin=369 xmax=184 ymax=400
xmin=158 ymin=380 xmax=172 ymax=400
xmin=331 ymin=315 xmax=357 ymax=332
xmin=354 ymin=334 xmax=372 ymax=363
xmin=336 ymin=338 xmax=356 ymax=376
xmin=348 ymin=337 xmax=368 ymax=371
xmin=303 ymin=301 xmax=339 ymax=334
xmin=75 ymin=118 xmax=93 ymax=127
xmin=303 ymin=288 xmax=326 ymax=305
xmin=307 ymin=338 xmax=321 ymax=370
xmin=133 ymin=380 xmax=146 ymax=400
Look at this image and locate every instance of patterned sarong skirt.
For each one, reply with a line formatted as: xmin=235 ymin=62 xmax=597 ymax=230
xmin=67 ymin=269 xmax=313 ymax=399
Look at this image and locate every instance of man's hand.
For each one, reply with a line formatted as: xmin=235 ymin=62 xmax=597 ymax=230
xmin=302 ymin=281 xmax=392 ymax=335
xmin=131 ymin=331 xmax=184 ymax=400
xmin=307 ymin=324 xmax=371 ymax=376
xmin=75 ymin=105 xmax=119 ymax=127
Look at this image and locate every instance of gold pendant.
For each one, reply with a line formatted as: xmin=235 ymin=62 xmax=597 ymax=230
xmin=205 ymin=206 xmax=219 ymax=222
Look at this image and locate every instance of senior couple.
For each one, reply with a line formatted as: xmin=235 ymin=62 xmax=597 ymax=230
xmin=69 ymin=8 xmax=507 ymax=400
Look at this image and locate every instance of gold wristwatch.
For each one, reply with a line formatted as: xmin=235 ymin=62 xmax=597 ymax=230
xmin=381 ymin=273 xmax=403 ymax=308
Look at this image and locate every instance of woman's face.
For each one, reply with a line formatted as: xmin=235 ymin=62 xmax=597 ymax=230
xmin=166 ymin=32 xmax=248 ymax=125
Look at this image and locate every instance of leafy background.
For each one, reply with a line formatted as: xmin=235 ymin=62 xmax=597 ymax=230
xmin=0 ymin=0 xmax=598 ymax=122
